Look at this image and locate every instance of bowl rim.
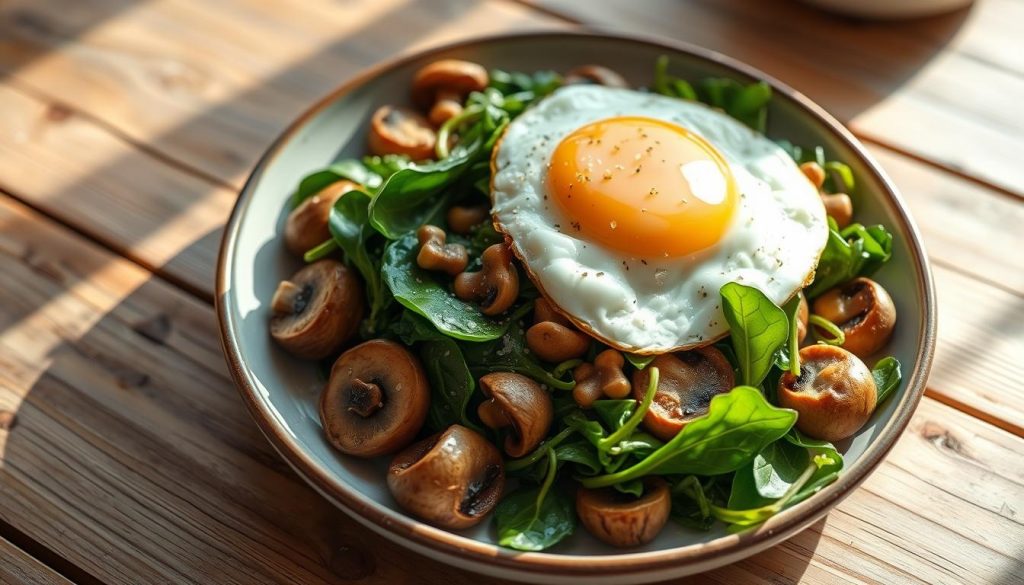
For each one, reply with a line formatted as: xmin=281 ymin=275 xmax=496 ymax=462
xmin=216 ymin=29 xmax=936 ymax=577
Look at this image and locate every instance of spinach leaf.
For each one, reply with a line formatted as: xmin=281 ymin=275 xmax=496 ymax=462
xmin=460 ymin=319 xmax=575 ymax=390
xmin=562 ymin=411 xmax=605 ymax=448
xmin=291 ymin=160 xmax=383 ymax=208
xmin=361 ymin=154 xmax=413 ymax=181
xmin=495 ymin=449 xmax=575 ymax=551
xmin=593 ymin=400 xmax=635 ymax=431
xmin=420 ymin=338 xmax=480 ymax=432
xmin=489 ymin=69 xmax=562 ymax=97
xmin=729 ymin=438 xmax=809 ymax=510
xmin=783 ymin=429 xmax=844 ymax=506
xmin=327 ymin=190 xmax=390 ymax=333
xmin=872 ymin=356 xmax=902 ymax=405
xmin=381 ymin=232 xmax=506 ymax=341
xmin=581 ymin=386 xmax=797 ymax=487
xmin=652 ymin=55 xmax=697 ymax=100
xmin=806 ymin=219 xmax=894 ymax=298
xmin=554 ymin=440 xmax=602 ymax=476
xmin=697 ymin=78 xmax=772 ymax=133
xmin=612 ymin=479 xmax=645 ymax=498
xmin=711 ymin=455 xmax=819 ymax=527
xmin=670 ymin=476 xmax=714 ymax=531
xmin=720 ymin=282 xmax=790 ymax=387
xmin=387 ymin=311 xmax=447 ymax=344
xmin=610 ymin=432 xmax=663 ymax=460
xmin=625 ymin=353 xmax=656 ymax=370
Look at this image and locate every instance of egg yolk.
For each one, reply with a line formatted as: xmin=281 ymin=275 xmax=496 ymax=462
xmin=547 ymin=116 xmax=738 ymax=258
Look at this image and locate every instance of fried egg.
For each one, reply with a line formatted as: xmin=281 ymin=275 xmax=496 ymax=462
xmin=490 ymin=85 xmax=828 ymax=353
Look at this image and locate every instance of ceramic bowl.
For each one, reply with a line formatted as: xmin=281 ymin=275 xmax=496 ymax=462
xmin=216 ymin=31 xmax=936 ymax=584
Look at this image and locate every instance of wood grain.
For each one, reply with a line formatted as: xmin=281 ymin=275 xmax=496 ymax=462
xmin=1 ymin=192 xmax=1022 ymax=584
xmin=0 ymin=536 xmax=73 ymax=585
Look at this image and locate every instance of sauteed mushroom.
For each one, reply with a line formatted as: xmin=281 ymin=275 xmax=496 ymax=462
xmin=778 ymin=345 xmax=877 ymax=442
xmin=320 ymin=339 xmax=429 ymax=457
xmin=284 ymin=180 xmax=358 ymax=257
xmin=416 ymin=225 xmax=468 ymax=276
xmin=411 ymin=60 xmax=489 ymax=126
xmin=812 ymin=277 xmax=896 ymax=357
xmin=631 ymin=347 xmax=734 ymax=441
xmin=368 ymin=105 xmax=436 ymax=160
xmin=446 ymin=204 xmax=490 ymax=235
xmin=564 ymin=65 xmax=628 ymax=88
xmin=800 ymin=161 xmax=826 ymax=189
xmin=387 ymin=424 xmax=504 ymax=529
xmin=454 ymin=243 xmax=519 ymax=315
xmin=270 ymin=259 xmax=364 ymax=359
xmin=821 ymin=193 xmax=853 ymax=229
xmin=576 ymin=478 xmax=671 ymax=548
xmin=477 ymin=373 xmax=553 ymax=457
xmin=526 ymin=298 xmax=591 ymax=363
xmin=572 ymin=350 xmax=631 ymax=408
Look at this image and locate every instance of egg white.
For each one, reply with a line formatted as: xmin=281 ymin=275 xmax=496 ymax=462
xmin=491 ymin=85 xmax=828 ymax=353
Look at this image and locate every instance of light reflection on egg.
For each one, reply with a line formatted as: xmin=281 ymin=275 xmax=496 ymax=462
xmin=490 ymin=85 xmax=828 ymax=353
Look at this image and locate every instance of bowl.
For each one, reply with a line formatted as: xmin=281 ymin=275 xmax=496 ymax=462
xmin=216 ymin=31 xmax=936 ymax=584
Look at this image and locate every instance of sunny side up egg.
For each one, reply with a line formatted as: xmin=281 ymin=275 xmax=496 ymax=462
xmin=490 ymin=85 xmax=828 ymax=353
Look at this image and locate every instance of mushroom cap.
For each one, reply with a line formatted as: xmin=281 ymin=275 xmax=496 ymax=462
xmin=270 ymin=259 xmax=365 ymax=359
xmin=320 ymin=339 xmax=430 ymax=457
xmin=526 ymin=321 xmax=590 ymax=363
xmin=812 ymin=277 xmax=896 ymax=357
xmin=632 ymin=347 xmax=735 ymax=441
xmin=367 ymin=105 xmax=436 ymax=161
xmin=411 ymin=59 xmax=489 ymax=108
xmin=478 ymin=372 xmax=554 ymax=457
xmin=576 ymin=477 xmax=671 ymax=548
xmin=778 ymin=344 xmax=877 ymax=442
xmin=284 ymin=180 xmax=358 ymax=257
xmin=387 ymin=424 xmax=505 ymax=530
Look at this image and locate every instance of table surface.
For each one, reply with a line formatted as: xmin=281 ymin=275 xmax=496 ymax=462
xmin=0 ymin=1 xmax=1021 ymax=583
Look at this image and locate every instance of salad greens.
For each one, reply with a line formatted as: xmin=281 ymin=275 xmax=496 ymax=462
xmin=283 ymin=56 xmax=905 ymax=551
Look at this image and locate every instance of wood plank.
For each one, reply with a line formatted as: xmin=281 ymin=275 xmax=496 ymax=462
xmin=522 ymin=0 xmax=1024 ymax=195
xmin=1 ymin=193 xmax=1022 ymax=584
xmin=0 ymin=536 xmax=73 ymax=585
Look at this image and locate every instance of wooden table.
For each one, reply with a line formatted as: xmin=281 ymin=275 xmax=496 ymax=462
xmin=0 ymin=1 xmax=1021 ymax=583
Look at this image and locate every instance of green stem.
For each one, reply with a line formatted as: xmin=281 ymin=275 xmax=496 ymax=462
xmin=536 ymin=447 xmax=558 ymax=504
xmin=436 ymin=104 xmax=484 ymax=159
xmin=809 ymin=314 xmax=845 ymax=346
xmin=552 ymin=358 xmax=583 ymax=379
xmin=789 ymin=306 xmax=801 ymax=377
xmin=709 ymin=460 xmax=817 ymax=525
xmin=599 ymin=367 xmax=659 ymax=452
xmin=505 ymin=427 xmax=575 ymax=472
xmin=303 ymin=239 xmax=338 ymax=262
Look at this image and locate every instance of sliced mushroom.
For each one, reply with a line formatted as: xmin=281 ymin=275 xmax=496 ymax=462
xmin=797 ymin=291 xmax=810 ymax=344
xmin=631 ymin=347 xmax=735 ymax=441
xmin=447 ymin=204 xmax=489 ymax=235
xmin=416 ymin=225 xmax=468 ymax=276
xmin=526 ymin=298 xmax=591 ymax=363
xmin=411 ymin=60 xmax=489 ymax=126
xmin=821 ymin=193 xmax=853 ymax=228
xmin=270 ymin=259 xmax=364 ymax=359
xmin=778 ymin=345 xmax=877 ymax=442
xmin=284 ymin=180 xmax=358 ymax=257
xmin=368 ymin=105 xmax=436 ymax=160
xmin=812 ymin=277 xmax=896 ymax=357
xmin=800 ymin=161 xmax=826 ymax=190
xmin=564 ymin=65 xmax=628 ymax=88
xmin=477 ymin=373 xmax=553 ymax=457
xmin=572 ymin=349 xmax=631 ymax=408
xmin=454 ymin=243 xmax=519 ymax=315
xmin=319 ymin=339 xmax=430 ymax=457
xmin=387 ymin=424 xmax=505 ymax=529
xmin=576 ymin=478 xmax=671 ymax=548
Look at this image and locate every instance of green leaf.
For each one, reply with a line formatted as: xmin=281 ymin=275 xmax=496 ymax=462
xmin=625 ymin=353 xmax=655 ymax=370
xmin=670 ymin=476 xmax=715 ymax=531
xmin=291 ymin=160 xmax=383 ymax=208
xmin=460 ymin=318 xmax=575 ymax=390
xmin=562 ymin=411 xmax=606 ymax=448
xmin=824 ymin=161 xmax=855 ymax=192
xmin=420 ymin=338 xmax=479 ymax=432
xmin=872 ymin=356 xmax=902 ymax=405
xmin=554 ymin=440 xmax=602 ymax=476
xmin=807 ymin=220 xmax=894 ymax=298
xmin=495 ymin=449 xmax=575 ymax=551
xmin=783 ymin=429 xmax=844 ymax=505
xmin=361 ymin=154 xmax=413 ymax=181
xmin=327 ymin=190 xmax=390 ymax=333
xmin=581 ymin=386 xmax=797 ymax=487
xmin=593 ymin=400 xmax=635 ymax=432
xmin=729 ymin=439 xmax=809 ymax=510
xmin=387 ymin=311 xmax=447 ymax=344
xmin=381 ymin=232 xmax=506 ymax=342
xmin=612 ymin=479 xmax=645 ymax=498
xmin=774 ymin=295 xmax=803 ymax=376
xmin=720 ymin=282 xmax=790 ymax=387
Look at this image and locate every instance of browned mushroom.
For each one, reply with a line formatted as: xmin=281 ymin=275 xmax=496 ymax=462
xmin=576 ymin=478 xmax=671 ymax=548
xmin=367 ymin=105 xmax=436 ymax=160
xmin=800 ymin=161 xmax=826 ymax=190
xmin=477 ymin=373 xmax=553 ymax=457
xmin=387 ymin=424 xmax=504 ymax=529
xmin=778 ymin=345 xmax=877 ymax=442
xmin=812 ymin=277 xmax=896 ymax=357
xmin=631 ymin=347 xmax=735 ymax=441
xmin=270 ymin=259 xmax=364 ymax=359
xmin=284 ymin=180 xmax=358 ymax=257
xmin=526 ymin=298 xmax=591 ymax=363
xmin=447 ymin=204 xmax=490 ymax=235
xmin=821 ymin=193 xmax=854 ymax=229
xmin=796 ymin=291 xmax=809 ymax=344
xmin=319 ymin=339 xmax=430 ymax=457
xmin=454 ymin=243 xmax=519 ymax=315
xmin=572 ymin=349 xmax=631 ymax=408
xmin=416 ymin=225 xmax=468 ymax=276
xmin=564 ymin=65 xmax=628 ymax=88
xmin=411 ymin=60 xmax=489 ymax=126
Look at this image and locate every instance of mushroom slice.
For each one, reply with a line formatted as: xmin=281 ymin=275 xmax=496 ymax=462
xmin=270 ymin=259 xmax=365 ymax=359
xmin=453 ymin=243 xmax=519 ymax=315
xmin=564 ymin=65 xmax=628 ymax=88
xmin=320 ymin=339 xmax=430 ymax=457
xmin=387 ymin=424 xmax=505 ymax=529
xmin=477 ymin=373 xmax=554 ymax=458
xmin=576 ymin=478 xmax=671 ymax=548
xmin=526 ymin=298 xmax=591 ymax=363
xmin=812 ymin=277 xmax=896 ymax=357
xmin=416 ymin=224 xmax=468 ymax=276
xmin=778 ymin=344 xmax=877 ymax=442
xmin=367 ymin=105 xmax=436 ymax=161
xmin=284 ymin=179 xmax=358 ymax=257
xmin=411 ymin=59 xmax=489 ymax=126
xmin=631 ymin=347 xmax=735 ymax=441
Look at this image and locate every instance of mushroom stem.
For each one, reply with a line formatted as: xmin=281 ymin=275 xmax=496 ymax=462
xmin=271 ymin=280 xmax=305 ymax=315
xmin=347 ymin=378 xmax=384 ymax=418
xmin=477 ymin=400 xmax=512 ymax=429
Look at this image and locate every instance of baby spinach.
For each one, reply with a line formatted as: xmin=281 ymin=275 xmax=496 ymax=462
xmin=381 ymin=233 xmax=506 ymax=341
xmin=612 ymin=479 xmax=645 ymax=498
xmin=495 ymin=448 xmax=575 ymax=551
xmin=459 ymin=319 xmax=575 ymax=390
xmin=653 ymin=55 xmax=697 ymax=100
xmin=489 ymin=69 xmax=562 ymax=98
xmin=652 ymin=57 xmax=771 ymax=132
xmin=581 ymin=386 xmax=797 ymax=488
xmin=729 ymin=438 xmax=809 ymax=510
xmin=562 ymin=411 xmax=606 ymax=448
xmin=420 ymin=338 xmax=479 ymax=432
xmin=872 ymin=356 xmax=902 ymax=405
xmin=361 ymin=154 xmax=412 ymax=181
xmin=592 ymin=400 xmax=636 ymax=432
xmin=327 ymin=190 xmax=390 ymax=333
xmin=387 ymin=311 xmax=447 ymax=344
xmin=783 ymin=430 xmax=844 ymax=506
xmin=554 ymin=440 xmax=602 ymax=476
xmin=712 ymin=459 xmax=818 ymax=527
xmin=720 ymin=283 xmax=790 ymax=387
xmin=291 ymin=160 xmax=382 ymax=208
xmin=807 ymin=219 xmax=893 ymax=298
xmin=670 ymin=476 xmax=715 ymax=531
